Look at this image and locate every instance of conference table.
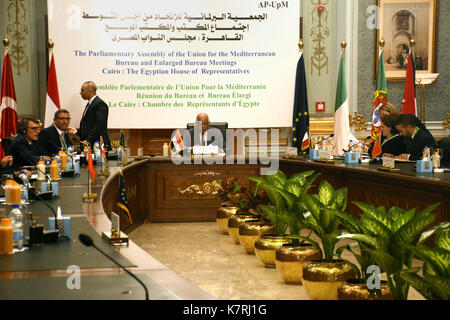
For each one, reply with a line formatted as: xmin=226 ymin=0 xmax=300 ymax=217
xmin=0 ymin=155 xmax=448 ymax=300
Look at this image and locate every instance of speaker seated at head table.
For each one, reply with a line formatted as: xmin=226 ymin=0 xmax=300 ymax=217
xmin=185 ymin=113 xmax=228 ymax=153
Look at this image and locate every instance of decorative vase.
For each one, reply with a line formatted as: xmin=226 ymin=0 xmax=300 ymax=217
xmin=275 ymin=243 xmax=321 ymax=284
xmin=254 ymin=234 xmax=292 ymax=268
xmin=238 ymin=221 xmax=276 ymax=254
xmin=303 ymin=260 xmax=355 ymax=300
xmin=227 ymin=214 xmax=259 ymax=244
xmin=216 ymin=206 xmax=239 ymax=234
xmin=337 ymin=279 xmax=392 ymax=300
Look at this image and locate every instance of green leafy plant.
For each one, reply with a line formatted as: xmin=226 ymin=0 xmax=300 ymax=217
xmin=337 ymin=202 xmax=442 ymax=300
xmin=298 ymin=181 xmax=348 ymax=262
xmin=212 ymin=178 xmax=240 ymax=206
xmin=249 ymin=170 xmax=320 ymax=238
xmin=399 ymin=223 xmax=450 ymax=300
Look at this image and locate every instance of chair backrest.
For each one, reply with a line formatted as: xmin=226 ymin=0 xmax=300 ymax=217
xmin=437 ymin=136 xmax=450 ymax=166
xmin=1 ymin=137 xmax=14 ymax=153
xmin=186 ymin=122 xmax=228 ymax=149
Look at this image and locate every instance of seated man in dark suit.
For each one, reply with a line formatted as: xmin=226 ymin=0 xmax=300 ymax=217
xmin=6 ymin=117 xmax=50 ymax=170
xmin=186 ymin=113 xmax=225 ymax=153
xmin=38 ymin=109 xmax=72 ymax=156
xmin=394 ymin=114 xmax=436 ymax=161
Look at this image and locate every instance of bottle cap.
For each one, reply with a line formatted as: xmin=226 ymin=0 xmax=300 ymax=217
xmin=12 ymin=204 xmax=19 ymax=209
xmin=38 ymin=161 xmax=44 ymax=165
xmin=1 ymin=218 xmax=11 ymax=226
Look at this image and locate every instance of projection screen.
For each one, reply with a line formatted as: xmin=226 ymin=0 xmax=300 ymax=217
xmin=47 ymin=0 xmax=300 ymax=128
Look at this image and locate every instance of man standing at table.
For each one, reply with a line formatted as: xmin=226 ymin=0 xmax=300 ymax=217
xmin=67 ymin=81 xmax=111 ymax=150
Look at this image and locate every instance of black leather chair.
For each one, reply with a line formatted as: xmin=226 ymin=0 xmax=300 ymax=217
xmin=437 ymin=136 xmax=450 ymax=167
xmin=186 ymin=122 xmax=228 ymax=150
xmin=1 ymin=137 xmax=14 ymax=154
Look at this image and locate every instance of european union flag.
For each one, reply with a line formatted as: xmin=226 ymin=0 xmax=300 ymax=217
xmin=292 ymin=52 xmax=310 ymax=155
xmin=117 ymin=170 xmax=132 ymax=224
xmin=119 ymin=130 xmax=126 ymax=151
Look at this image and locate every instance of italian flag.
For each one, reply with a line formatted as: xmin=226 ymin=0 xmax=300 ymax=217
xmin=333 ymin=50 xmax=350 ymax=156
xmin=44 ymin=52 xmax=61 ymax=127
xmin=371 ymin=49 xmax=388 ymax=158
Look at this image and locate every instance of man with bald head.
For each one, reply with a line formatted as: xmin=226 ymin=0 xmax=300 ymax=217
xmin=67 ymin=81 xmax=111 ymax=150
xmin=186 ymin=113 xmax=224 ymax=153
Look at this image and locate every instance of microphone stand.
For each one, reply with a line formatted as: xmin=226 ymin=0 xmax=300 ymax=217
xmin=78 ymin=234 xmax=149 ymax=300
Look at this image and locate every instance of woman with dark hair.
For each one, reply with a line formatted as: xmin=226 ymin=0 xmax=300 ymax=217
xmin=368 ymin=114 xmax=406 ymax=157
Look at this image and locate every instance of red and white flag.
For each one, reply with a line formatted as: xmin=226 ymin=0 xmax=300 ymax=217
xmin=401 ymin=51 xmax=417 ymax=116
xmin=44 ymin=52 xmax=61 ymax=127
xmin=301 ymin=131 xmax=310 ymax=151
xmin=0 ymin=47 xmax=18 ymax=158
xmin=171 ymin=129 xmax=185 ymax=153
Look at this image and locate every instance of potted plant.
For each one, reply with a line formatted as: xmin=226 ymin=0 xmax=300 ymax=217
xmin=333 ymin=205 xmax=392 ymax=299
xmin=213 ymin=178 xmax=241 ymax=234
xmin=298 ymin=181 xmax=356 ymax=300
xmin=248 ymin=170 xmax=298 ymax=268
xmin=251 ymin=170 xmax=322 ymax=283
xmin=336 ymin=202 xmax=442 ymax=300
xmin=399 ymin=223 xmax=449 ymax=300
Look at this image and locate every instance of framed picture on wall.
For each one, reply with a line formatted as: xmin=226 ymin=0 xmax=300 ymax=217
xmin=374 ymin=0 xmax=439 ymax=82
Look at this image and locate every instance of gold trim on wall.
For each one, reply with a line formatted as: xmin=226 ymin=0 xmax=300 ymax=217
xmin=349 ymin=112 xmax=369 ymax=132
xmin=6 ymin=0 xmax=29 ymax=75
xmin=310 ymin=0 xmax=330 ymax=76
xmin=443 ymin=113 xmax=450 ymax=130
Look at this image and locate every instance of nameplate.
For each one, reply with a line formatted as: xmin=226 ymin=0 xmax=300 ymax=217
xmin=318 ymin=150 xmax=331 ymax=160
xmin=111 ymin=212 xmax=120 ymax=236
xmin=382 ymin=157 xmax=395 ymax=169
xmin=285 ymin=147 xmax=298 ymax=158
xmin=193 ymin=145 xmax=219 ymax=155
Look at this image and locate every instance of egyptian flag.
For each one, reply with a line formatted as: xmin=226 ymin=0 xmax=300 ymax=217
xmin=44 ymin=52 xmax=61 ymax=127
xmin=170 ymin=129 xmax=185 ymax=153
xmin=291 ymin=51 xmax=310 ymax=155
xmin=401 ymin=51 xmax=417 ymax=116
xmin=0 ymin=46 xmax=18 ymax=158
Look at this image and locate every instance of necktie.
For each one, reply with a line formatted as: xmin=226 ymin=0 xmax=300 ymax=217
xmin=60 ymin=132 xmax=68 ymax=150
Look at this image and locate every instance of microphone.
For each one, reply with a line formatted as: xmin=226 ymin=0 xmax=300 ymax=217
xmin=78 ymin=233 xmax=149 ymax=300
xmin=343 ymin=136 xmax=371 ymax=153
xmin=19 ymin=152 xmax=58 ymax=230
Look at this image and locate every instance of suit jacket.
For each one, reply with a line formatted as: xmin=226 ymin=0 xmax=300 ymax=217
xmin=38 ymin=125 xmax=72 ymax=156
xmin=187 ymin=127 xmax=224 ymax=149
xmin=380 ymin=134 xmax=406 ymax=156
xmin=78 ymin=96 xmax=111 ymax=150
xmin=405 ymin=128 xmax=437 ymax=161
xmin=6 ymin=134 xmax=46 ymax=170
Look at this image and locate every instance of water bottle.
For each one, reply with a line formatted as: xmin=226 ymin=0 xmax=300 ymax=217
xmin=9 ymin=204 xmax=24 ymax=250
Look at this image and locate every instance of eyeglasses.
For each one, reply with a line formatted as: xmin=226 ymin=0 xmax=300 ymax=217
xmin=56 ymin=117 xmax=71 ymax=121
xmin=28 ymin=126 xmax=40 ymax=131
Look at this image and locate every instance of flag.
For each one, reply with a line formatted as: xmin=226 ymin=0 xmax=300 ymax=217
xmin=291 ymin=51 xmax=310 ymax=155
xmin=119 ymin=130 xmax=126 ymax=151
xmin=100 ymin=136 xmax=107 ymax=163
xmin=44 ymin=52 xmax=61 ymax=127
xmin=333 ymin=50 xmax=350 ymax=156
xmin=401 ymin=50 xmax=417 ymax=116
xmin=170 ymin=129 xmax=185 ymax=153
xmin=371 ymin=49 xmax=388 ymax=158
xmin=117 ymin=170 xmax=132 ymax=224
xmin=0 ymin=46 xmax=18 ymax=158
xmin=88 ymin=147 xmax=96 ymax=184
xmin=301 ymin=131 xmax=310 ymax=151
